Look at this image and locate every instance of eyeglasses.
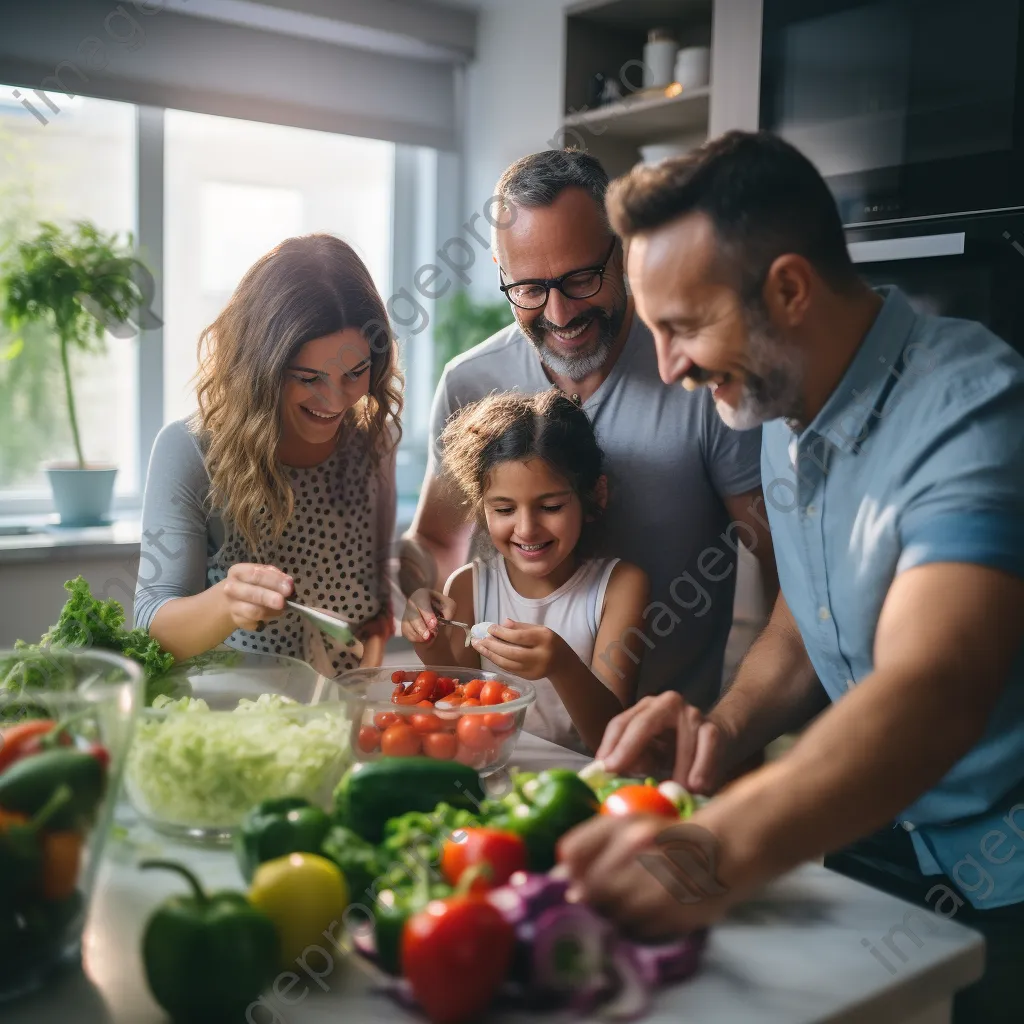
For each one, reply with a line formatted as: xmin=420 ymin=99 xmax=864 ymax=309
xmin=498 ymin=239 xmax=618 ymax=310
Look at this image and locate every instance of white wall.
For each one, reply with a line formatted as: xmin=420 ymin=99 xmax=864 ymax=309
xmin=461 ymin=0 xmax=567 ymax=302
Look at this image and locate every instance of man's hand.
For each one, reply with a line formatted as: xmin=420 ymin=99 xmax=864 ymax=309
xmin=596 ymin=691 xmax=732 ymax=795
xmin=471 ymin=620 xmax=574 ymax=681
xmin=557 ymin=813 xmax=733 ymax=939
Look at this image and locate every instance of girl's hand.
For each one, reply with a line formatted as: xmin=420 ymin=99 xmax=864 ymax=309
xmin=471 ymin=620 xmax=574 ymax=681
xmin=402 ymin=588 xmax=454 ymax=645
xmin=221 ymin=564 xmax=294 ymax=631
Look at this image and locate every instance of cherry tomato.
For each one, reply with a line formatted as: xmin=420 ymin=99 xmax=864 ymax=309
xmin=460 ymin=697 xmax=481 ymax=707
xmin=455 ymin=744 xmax=489 ymax=769
xmin=381 ymin=723 xmax=421 ymax=757
xmin=357 ymin=725 xmax=381 ymax=753
xmin=482 ymin=712 xmax=514 ymax=732
xmin=374 ymin=711 xmax=399 ymax=730
xmin=411 ymin=711 xmax=444 ymax=734
xmin=500 ymin=688 xmax=521 ymax=703
xmin=601 ymin=784 xmax=678 ymax=818
xmin=435 ymin=676 xmax=457 ymax=698
xmin=462 ymin=679 xmax=485 ymax=699
xmin=452 ymin=685 xmax=466 ymax=699
xmin=457 ymin=716 xmax=494 ymax=751
xmin=479 ymin=680 xmax=505 ymax=706
xmin=441 ymin=828 xmax=528 ymax=891
xmin=423 ymin=731 xmax=458 ymax=760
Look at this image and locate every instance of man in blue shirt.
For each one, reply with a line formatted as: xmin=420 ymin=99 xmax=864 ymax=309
xmin=558 ymin=131 xmax=1024 ymax=1023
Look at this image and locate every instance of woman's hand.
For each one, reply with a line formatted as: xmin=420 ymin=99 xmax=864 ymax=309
xmin=401 ymin=588 xmax=454 ymax=645
xmin=219 ymin=563 xmax=294 ymax=632
xmin=471 ymin=620 xmax=574 ymax=681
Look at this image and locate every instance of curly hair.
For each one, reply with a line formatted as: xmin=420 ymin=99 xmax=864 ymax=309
xmin=440 ymin=389 xmax=605 ymax=553
xmin=193 ymin=234 xmax=403 ymax=553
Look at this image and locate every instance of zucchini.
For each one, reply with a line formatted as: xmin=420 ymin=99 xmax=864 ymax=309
xmin=333 ymin=757 xmax=485 ymax=843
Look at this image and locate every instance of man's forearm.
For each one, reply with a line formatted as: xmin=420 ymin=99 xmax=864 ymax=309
xmin=710 ymin=614 xmax=828 ymax=773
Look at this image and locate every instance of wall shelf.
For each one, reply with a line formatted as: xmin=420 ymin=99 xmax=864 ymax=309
xmin=563 ymin=85 xmax=710 ymax=142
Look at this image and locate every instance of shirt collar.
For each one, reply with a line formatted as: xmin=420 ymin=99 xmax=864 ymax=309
xmin=803 ymin=286 xmax=918 ymax=454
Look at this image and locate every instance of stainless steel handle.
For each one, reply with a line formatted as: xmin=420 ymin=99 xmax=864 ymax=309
xmin=847 ymin=232 xmax=966 ymax=264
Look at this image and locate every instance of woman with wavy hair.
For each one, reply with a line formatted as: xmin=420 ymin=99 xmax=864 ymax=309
xmin=134 ymin=234 xmax=402 ymax=675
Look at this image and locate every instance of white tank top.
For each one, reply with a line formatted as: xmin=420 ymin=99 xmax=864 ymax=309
xmin=467 ymin=555 xmax=619 ymax=755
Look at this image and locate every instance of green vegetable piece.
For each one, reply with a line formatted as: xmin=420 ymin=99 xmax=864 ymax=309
xmin=334 ymin=758 xmax=485 ymax=844
xmin=0 ymin=785 xmax=73 ymax=904
xmin=372 ymin=874 xmax=454 ymax=976
xmin=234 ymin=797 xmax=332 ymax=883
xmin=489 ymin=769 xmax=598 ymax=872
xmin=320 ymin=825 xmax=381 ymax=904
xmin=0 ymin=749 xmax=105 ymax=830
xmin=140 ymin=859 xmax=278 ymax=1024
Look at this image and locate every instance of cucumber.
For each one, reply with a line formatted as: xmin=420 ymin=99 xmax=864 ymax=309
xmin=333 ymin=757 xmax=485 ymax=843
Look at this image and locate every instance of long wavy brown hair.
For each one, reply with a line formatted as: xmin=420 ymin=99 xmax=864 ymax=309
xmin=194 ymin=234 xmax=403 ymax=553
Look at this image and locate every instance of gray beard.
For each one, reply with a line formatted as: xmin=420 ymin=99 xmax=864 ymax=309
xmin=520 ymin=307 xmax=623 ymax=382
xmin=716 ymin=315 xmax=806 ymax=431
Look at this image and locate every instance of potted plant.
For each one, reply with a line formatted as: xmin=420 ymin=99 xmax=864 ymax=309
xmin=0 ymin=220 xmax=150 ymax=526
xmin=433 ymin=290 xmax=514 ymax=384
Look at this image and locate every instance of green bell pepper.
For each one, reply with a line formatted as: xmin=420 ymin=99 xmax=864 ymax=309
xmin=320 ymin=825 xmax=382 ymax=904
xmin=373 ymin=876 xmax=453 ymax=976
xmin=488 ymin=769 xmax=599 ymax=871
xmin=234 ymin=796 xmax=332 ymax=882
xmin=0 ymin=749 xmax=105 ymax=831
xmin=140 ymin=859 xmax=278 ymax=1024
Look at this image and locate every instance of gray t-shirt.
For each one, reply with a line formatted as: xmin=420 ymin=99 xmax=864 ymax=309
xmin=429 ymin=314 xmax=763 ymax=709
xmin=135 ymin=418 xmax=396 ymax=677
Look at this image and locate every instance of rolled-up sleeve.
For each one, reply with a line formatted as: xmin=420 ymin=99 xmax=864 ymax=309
xmin=897 ymin=381 xmax=1024 ymax=581
xmin=133 ymin=420 xmax=213 ymax=631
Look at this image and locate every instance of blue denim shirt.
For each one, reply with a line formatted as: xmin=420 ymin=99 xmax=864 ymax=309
xmin=762 ymin=287 xmax=1024 ymax=909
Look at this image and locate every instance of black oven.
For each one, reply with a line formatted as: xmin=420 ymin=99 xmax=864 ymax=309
xmin=760 ymin=0 xmax=1024 ymax=225
xmin=845 ymin=210 xmax=1024 ymax=355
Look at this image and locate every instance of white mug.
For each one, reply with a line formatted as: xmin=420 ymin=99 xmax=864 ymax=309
xmin=675 ymin=46 xmax=710 ymax=90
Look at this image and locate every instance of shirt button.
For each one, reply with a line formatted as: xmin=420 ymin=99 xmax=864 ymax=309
xmin=805 ymin=505 xmax=817 ymax=516
xmin=845 ymin=678 xmax=855 ymax=690
xmin=818 ymin=607 xmax=831 ymax=621
xmin=902 ymin=821 xmax=916 ymax=832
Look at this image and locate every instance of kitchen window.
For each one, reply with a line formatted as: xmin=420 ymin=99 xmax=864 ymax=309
xmin=0 ymin=89 xmax=440 ymax=523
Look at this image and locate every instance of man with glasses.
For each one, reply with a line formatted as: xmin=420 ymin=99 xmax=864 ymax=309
xmin=401 ymin=149 xmax=777 ymax=710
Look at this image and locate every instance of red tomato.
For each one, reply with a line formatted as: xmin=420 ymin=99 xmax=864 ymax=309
xmin=373 ymin=711 xmax=399 ymax=730
xmin=423 ymin=731 xmax=458 ymax=760
xmin=500 ymin=688 xmax=521 ymax=703
xmin=411 ymin=711 xmax=444 ymax=734
xmin=440 ymin=828 xmax=528 ymax=891
xmin=482 ymin=712 xmax=514 ymax=732
xmin=357 ymin=725 xmax=381 ymax=753
xmin=435 ymin=676 xmax=457 ymax=698
xmin=381 ymin=723 xmax=421 ymax=757
xmin=601 ymin=785 xmax=678 ymax=818
xmin=462 ymin=679 xmax=485 ymax=700
xmin=455 ymin=744 xmax=489 ymax=769
xmin=460 ymin=697 xmax=481 ymax=707
xmin=402 ymin=894 xmax=514 ymax=1024
xmin=479 ymin=680 xmax=505 ymax=706
xmin=456 ymin=716 xmax=494 ymax=751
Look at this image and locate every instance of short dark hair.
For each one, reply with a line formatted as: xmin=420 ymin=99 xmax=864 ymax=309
xmin=441 ymin=388 xmax=605 ymax=555
xmin=494 ymin=149 xmax=611 ymax=243
xmin=606 ymin=130 xmax=856 ymax=300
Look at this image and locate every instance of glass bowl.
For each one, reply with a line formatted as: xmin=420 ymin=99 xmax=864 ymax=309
xmin=336 ymin=666 xmax=536 ymax=776
xmin=0 ymin=647 xmax=142 ymax=1003
xmin=123 ymin=651 xmax=354 ymax=844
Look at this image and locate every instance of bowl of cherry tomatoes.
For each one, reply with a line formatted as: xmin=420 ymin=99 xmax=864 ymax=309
xmin=335 ymin=666 xmax=536 ymax=775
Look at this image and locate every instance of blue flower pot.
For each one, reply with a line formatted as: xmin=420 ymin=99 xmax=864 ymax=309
xmin=46 ymin=465 xmax=118 ymax=526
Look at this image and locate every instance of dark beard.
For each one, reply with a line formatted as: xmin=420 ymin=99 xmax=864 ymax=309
xmin=520 ymin=303 xmax=626 ymax=382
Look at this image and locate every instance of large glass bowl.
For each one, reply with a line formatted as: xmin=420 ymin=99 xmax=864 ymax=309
xmin=0 ymin=647 xmax=141 ymax=1003
xmin=336 ymin=666 xmax=536 ymax=776
xmin=123 ymin=651 xmax=353 ymax=844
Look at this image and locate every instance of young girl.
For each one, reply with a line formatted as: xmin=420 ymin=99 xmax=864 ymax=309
xmin=135 ymin=234 xmax=402 ymax=677
xmin=403 ymin=389 xmax=649 ymax=754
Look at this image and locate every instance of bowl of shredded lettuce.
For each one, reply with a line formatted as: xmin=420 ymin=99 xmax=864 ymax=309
xmin=124 ymin=651 xmax=353 ymax=843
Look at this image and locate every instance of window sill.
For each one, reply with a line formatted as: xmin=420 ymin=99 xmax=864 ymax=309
xmin=0 ymin=515 xmax=142 ymax=566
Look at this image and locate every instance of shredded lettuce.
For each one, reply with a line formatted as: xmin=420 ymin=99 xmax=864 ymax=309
xmin=126 ymin=693 xmax=352 ymax=828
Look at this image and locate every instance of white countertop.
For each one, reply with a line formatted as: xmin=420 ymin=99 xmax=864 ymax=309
xmin=6 ymin=733 xmax=984 ymax=1024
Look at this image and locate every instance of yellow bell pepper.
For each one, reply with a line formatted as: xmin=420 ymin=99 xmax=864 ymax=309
xmin=248 ymin=852 xmax=350 ymax=967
